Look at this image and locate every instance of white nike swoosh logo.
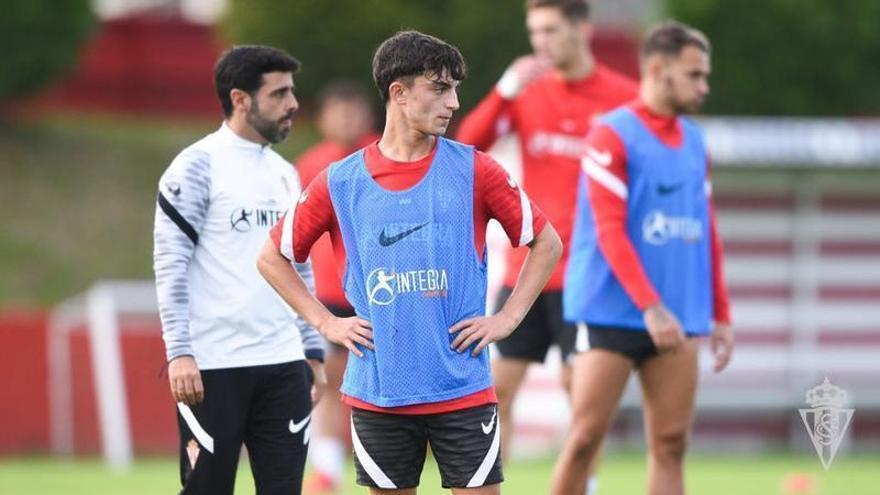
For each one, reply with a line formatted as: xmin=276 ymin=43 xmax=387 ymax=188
xmin=481 ymin=408 xmax=497 ymax=435
xmin=289 ymin=414 xmax=311 ymax=434
xmin=586 ymin=147 xmax=612 ymax=167
xmin=506 ymin=175 xmax=517 ymax=189
xmin=298 ymin=191 xmax=309 ymax=204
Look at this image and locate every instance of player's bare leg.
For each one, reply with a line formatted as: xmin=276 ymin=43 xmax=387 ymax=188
xmin=559 ymin=358 xmax=600 ymax=494
xmin=638 ymin=339 xmax=699 ymax=495
xmin=559 ymin=361 xmax=573 ymax=394
xmin=550 ymin=349 xmax=632 ymax=495
xmin=491 ymin=357 xmax=530 ymax=462
xmin=452 ymin=483 xmax=501 ymax=495
xmin=306 ymin=349 xmax=348 ymax=492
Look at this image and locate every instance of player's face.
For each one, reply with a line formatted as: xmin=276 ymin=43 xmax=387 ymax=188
xmin=660 ymin=45 xmax=711 ymax=114
xmin=247 ymin=71 xmax=299 ymax=144
xmin=402 ymin=71 xmax=461 ymax=136
xmin=319 ymin=98 xmax=373 ymax=148
xmin=526 ymin=7 xmax=588 ymax=69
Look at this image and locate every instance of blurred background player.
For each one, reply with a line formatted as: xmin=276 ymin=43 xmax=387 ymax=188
xmin=456 ymin=0 xmax=636 ymax=478
xmin=153 ymin=45 xmax=327 ymax=495
xmin=296 ymin=80 xmax=379 ymax=494
xmin=259 ymin=30 xmax=562 ymax=494
xmin=551 ymin=21 xmax=734 ymax=495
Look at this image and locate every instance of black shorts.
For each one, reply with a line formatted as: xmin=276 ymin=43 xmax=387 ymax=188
xmin=324 ymin=303 xmax=356 ymax=354
xmin=494 ymin=288 xmax=577 ymax=363
xmin=350 ymin=403 xmax=503 ymax=490
xmin=176 ymin=360 xmax=313 ymax=495
xmin=580 ymin=324 xmax=698 ymax=367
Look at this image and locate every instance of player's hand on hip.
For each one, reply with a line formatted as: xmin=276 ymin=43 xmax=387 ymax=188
xmin=449 ymin=313 xmax=517 ymax=356
xmin=306 ymin=359 xmax=328 ymax=405
xmin=643 ymin=303 xmax=686 ymax=353
xmin=710 ymin=323 xmax=734 ymax=373
xmin=320 ymin=316 xmax=374 ymax=358
xmin=168 ymin=355 xmax=204 ymax=405
xmin=497 ymin=55 xmax=551 ymax=98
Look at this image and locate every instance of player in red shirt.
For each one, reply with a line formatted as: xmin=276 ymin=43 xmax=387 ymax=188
xmin=456 ymin=0 xmax=637 ymax=476
xmin=259 ymin=31 xmax=562 ymax=494
xmin=549 ymin=22 xmax=734 ymax=495
xmin=296 ymin=81 xmax=380 ymax=494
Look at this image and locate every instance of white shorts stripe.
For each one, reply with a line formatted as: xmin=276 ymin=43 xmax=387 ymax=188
xmin=467 ymin=413 xmax=501 ymax=488
xmin=350 ymin=417 xmax=397 ymax=489
xmin=582 ymin=156 xmax=628 ymax=200
xmin=517 ymin=187 xmax=534 ymax=246
xmin=576 ymin=322 xmax=590 ymax=353
xmin=704 ymin=179 xmax=713 ymax=198
xmin=177 ymin=403 xmax=214 ymax=454
xmin=280 ymin=207 xmax=294 ymax=261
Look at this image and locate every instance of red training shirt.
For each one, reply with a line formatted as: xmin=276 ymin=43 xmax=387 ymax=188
xmin=457 ymin=64 xmax=638 ymax=291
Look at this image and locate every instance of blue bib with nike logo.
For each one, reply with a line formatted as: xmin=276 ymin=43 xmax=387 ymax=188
xmin=564 ymin=107 xmax=713 ymax=335
xmin=327 ymin=137 xmax=491 ymax=407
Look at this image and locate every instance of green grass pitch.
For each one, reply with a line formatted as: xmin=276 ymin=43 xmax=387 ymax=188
xmin=1 ymin=452 xmax=876 ymax=494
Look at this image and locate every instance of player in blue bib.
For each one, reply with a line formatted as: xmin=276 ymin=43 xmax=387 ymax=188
xmin=260 ymin=31 xmax=562 ymax=494
xmin=551 ymin=22 xmax=735 ymax=495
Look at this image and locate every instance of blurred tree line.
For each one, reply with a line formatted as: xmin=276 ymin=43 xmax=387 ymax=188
xmin=222 ymin=0 xmax=531 ymax=113
xmin=667 ymin=0 xmax=880 ymax=115
xmin=4 ymin=0 xmax=879 ymax=117
xmin=0 ymin=0 xmax=94 ymax=100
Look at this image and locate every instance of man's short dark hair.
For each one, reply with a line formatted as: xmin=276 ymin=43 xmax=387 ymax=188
xmin=641 ymin=21 xmax=711 ymax=61
xmin=372 ymin=31 xmax=467 ymax=105
xmin=317 ymin=80 xmax=372 ymax=113
xmin=214 ymin=45 xmax=300 ymax=117
xmin=525 ymin=0 xmax=590 ymax=21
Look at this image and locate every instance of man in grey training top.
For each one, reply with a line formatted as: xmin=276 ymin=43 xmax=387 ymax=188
xmin=153 ymin=45 xmax=326 ymax=495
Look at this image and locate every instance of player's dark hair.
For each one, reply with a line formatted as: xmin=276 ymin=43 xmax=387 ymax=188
xmin=316 ymin=80 xmax=372 ymax=113
xmin=641 ymin=21 xmax=711 ymax=61
xmin=372 ymin=31 xmax=467 ymax=105
xmin=214 ymin=45 xmax=300 ymax=117
xmin=525 ymin=0 xmax=590 ymax=21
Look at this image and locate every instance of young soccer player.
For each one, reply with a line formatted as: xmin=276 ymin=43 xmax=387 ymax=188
xmin=551 ymin=22 xmax=734 ymax=495
xmin=259 ymin=31 xmax=562 ymax=494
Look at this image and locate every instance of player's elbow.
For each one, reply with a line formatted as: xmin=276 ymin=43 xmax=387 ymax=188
xmin=256 ymin=240 xmax=281 ymax=283
xmin=535 ymin=223 xmax=563 ymax=265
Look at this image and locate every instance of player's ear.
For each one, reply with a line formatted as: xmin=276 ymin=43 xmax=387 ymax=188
xmin=388 ymin=80 xmax=407 ymax=106
xmin=230 ymin=88 xmax=251 ymax=115
xmin=644 ymin=55 xmax=665 ymax=81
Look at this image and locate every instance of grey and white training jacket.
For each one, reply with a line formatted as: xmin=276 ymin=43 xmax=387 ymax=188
xmin=153 ymin=122 xmax=323 ymax=369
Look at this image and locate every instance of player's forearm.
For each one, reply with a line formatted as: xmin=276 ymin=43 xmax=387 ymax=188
xmin=500 ymin=224 xmax=562 ymax=326
xmin=291 ymin=259 xmax=326 ymax=361
xmin=257 ymin=239 xmax=335 ymax=335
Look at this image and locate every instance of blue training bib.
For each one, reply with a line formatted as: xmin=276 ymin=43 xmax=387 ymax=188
xmin=564 ymin=108 xmax=713 ymax=335
xmin=328 ymin=138 xmax=492 ymax=406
